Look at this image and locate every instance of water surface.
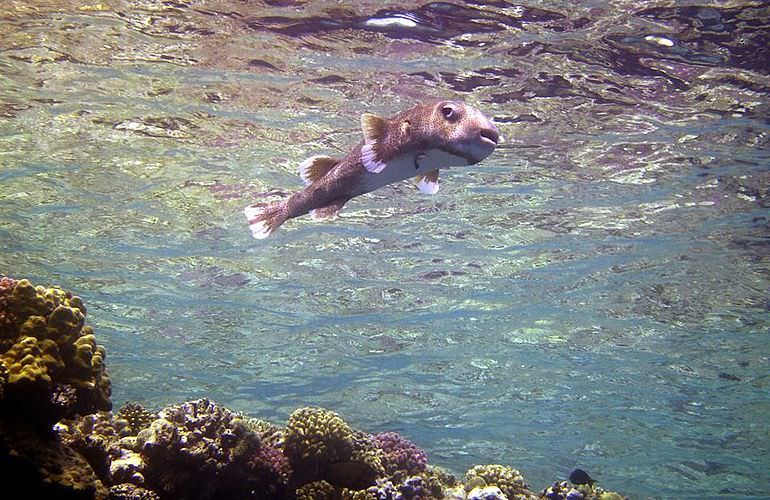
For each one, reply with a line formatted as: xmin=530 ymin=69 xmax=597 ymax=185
xmin=1 ymin=1 xmax=769 ymax=497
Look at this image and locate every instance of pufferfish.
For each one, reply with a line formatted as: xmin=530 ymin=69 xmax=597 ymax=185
xmin=244 ymin=100 xmax=500 ymax=238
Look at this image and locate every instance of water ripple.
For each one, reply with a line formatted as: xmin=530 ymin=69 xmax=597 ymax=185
xmin=1 ymin=1 xmax=769 ymax=497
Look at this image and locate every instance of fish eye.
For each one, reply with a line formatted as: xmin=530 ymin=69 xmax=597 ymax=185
xmin=441 ymin=105 xmax=456 ymax=120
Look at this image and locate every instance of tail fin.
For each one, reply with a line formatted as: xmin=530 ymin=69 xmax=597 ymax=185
xmin=244 ymin=201 xmax=286 ymax=239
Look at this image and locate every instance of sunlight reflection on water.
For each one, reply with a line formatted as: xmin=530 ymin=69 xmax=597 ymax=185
xmin=1 ymin=0 xmax=769 ymax=496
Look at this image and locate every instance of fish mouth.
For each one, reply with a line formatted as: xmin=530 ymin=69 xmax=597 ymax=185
xmin=479 ymin=127 xmax=500 ymax=147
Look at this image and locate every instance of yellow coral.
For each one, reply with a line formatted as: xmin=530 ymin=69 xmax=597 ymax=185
xmin=342 ymin=488 xmax=377 ymax=500
xmin=296 ymin=480 xmax=337 ymax=500
xmin=422 ymin=465 xmax=457 ymax=496
xmin=1 ymin=336 xmax=61 ymax=385
xmin=285 ymin=407 xmax=354 ymax=465
xmin=350 ymin=431 xmax=385 ymax=479
xmin=0 ymin=278 xmax=111 ymax=416
xmin=68 ymin=334 xmax=98 ymax=388
xmin=9 ymin=279 xmax=49 ymax=319
xmin=243 ymin=417 xmax=285 ymax=448
xmin=48 ymin=305 xmax=85 ymax=348
xmin=19 ymin=315 xmax=48 ymax=339
xmin=598 ymin=492 xmax=625 ymax=500
xmin=465 ymin=464 xmax=537 ymax=500
xmin=0 ymin=361 xmax=8 ymax=384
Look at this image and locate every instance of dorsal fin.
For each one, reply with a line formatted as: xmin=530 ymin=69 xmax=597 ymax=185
xmin=361 ymin=113 xmax=387 ymax=143
xmin=298 ymin=155 xmax=339 ymax=186
xmin=361 ymin=113 xmax=389 ymax=173
xmin=415 ymin=169 xmax=440 ymax=194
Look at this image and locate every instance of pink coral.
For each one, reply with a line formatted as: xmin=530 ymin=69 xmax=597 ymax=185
xmin=372 ymin=432 xmax=428 ymax=475
xmin=247 ymin=439 xmax=292 ymax=491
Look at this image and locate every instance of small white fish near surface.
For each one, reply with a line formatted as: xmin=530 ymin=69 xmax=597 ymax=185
xmin=244 ymin=100 xmax=500 ymax=239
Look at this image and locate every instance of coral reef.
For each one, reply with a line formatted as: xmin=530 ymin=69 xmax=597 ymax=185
xmin=0 ymin=277 xmax=111 ymax=427
xmin=285 ymin=406 xmax=355 ymax=468
xmin=108 ymin=483 xmax=160 ymax=500
xmin=1 ymin=277 xmax=630 ymax=500
xmin=541 ymin=480 xmax=626 ymax=500
xmin=542 ymin=481 xmax=585 ymax=500
xmin=56 ymin=396 xmax=632 ymax=500
xmin=284 ymin=406 xmax=382 ymax=489
xmin=0 ymin=276 xmax=112 ymax=499
xmin=467 ymin=486 xmax=508 ymax=500
xmin=118 ymin=402 xmax=157 ymax=435
xmin=465 ymin=464 xmax=538 ymax=500
xmin=296 ymin=480 xmax=337 ymax=499
xmin=373 ymin=432 xmax=428 ymax=476
xmin=363 ymin=475 xmax=433 ymax=499
xmin=132 ymin=398 xmax=290 ymax=499
xmin=0 ymin=421 xmax=110 ymax=499
xmin=59 ymin=398 xmax=293 ymax=499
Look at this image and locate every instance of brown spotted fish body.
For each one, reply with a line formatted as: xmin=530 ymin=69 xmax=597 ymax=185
xmin=244 ymin=100 xmax=499 ymax=239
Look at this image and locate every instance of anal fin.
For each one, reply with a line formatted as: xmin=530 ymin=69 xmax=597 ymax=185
xmin=310 ymin=198 xmax=348 ymax=221
xmin=299 ymin=155 xmax=339 ymax=186
xmin=415 ymin=169 xmax=440 ymax=194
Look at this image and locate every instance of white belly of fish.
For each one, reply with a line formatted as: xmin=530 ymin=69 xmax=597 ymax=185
xmin=357 ymin=148 xmax=468 ymax=195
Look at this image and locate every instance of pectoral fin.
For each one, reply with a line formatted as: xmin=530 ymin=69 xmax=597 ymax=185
xmin=361 ymin=113 xmax=388 ymax=173
xmin=299 ymin=155 xmax=339 ymax=186
xmin=415 ymin=169 xmax=440 ymax=194
xmin=310 ymin=198 xmax=348 ymax=221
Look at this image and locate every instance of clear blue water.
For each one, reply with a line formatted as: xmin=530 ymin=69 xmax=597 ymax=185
xmin=1 ymin=1 xmax=769 ymax=497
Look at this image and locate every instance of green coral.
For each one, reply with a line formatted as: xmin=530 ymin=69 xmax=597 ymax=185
xmin=465 ymin=464 xmax=537 ymax=500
